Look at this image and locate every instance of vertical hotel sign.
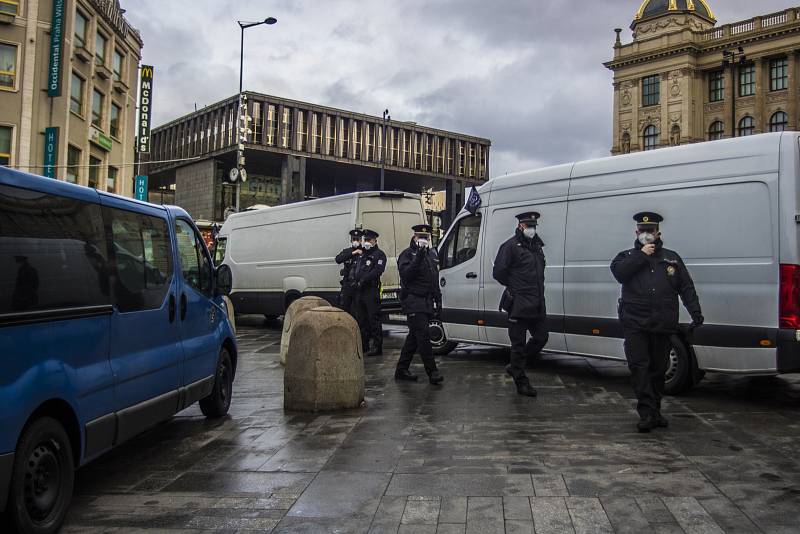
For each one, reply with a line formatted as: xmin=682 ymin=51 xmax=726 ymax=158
xmin=43 ymin=127 xmax=59 ymax=178
xmin=47 ymin=0 xmax=65 ymax=97
xmin=137 ymin=65 xmax=154 ymax=153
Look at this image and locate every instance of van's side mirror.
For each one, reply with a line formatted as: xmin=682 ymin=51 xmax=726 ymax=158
xmin=215 ymin=264 xmax=233 ymax=296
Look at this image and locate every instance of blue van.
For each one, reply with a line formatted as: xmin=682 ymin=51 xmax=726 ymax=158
xmin=0 ymin=167 xmax=237 ymax=533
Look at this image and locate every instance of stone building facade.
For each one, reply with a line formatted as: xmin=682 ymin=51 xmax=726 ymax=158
xmin=606 ymin=1 xmax=800 ymax=154
xmin=0 ymin=0 xmax=142 ymax=195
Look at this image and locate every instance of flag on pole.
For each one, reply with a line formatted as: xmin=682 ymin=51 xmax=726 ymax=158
xmin=465 ymin=186 xmax=482 ymax=214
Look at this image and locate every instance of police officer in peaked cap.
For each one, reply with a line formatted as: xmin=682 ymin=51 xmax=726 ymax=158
xmin=395 ymin=223 xmax=444 ymax=385
xmin=350 ymin=229 xmax=387 ymax=356
xmin=493 ymin=211 xmax=548 ymax=397
xmin=335 ymin=228 xmax=363 ymax=317
xmin=610 ymin=212 xmax=703 ymax=433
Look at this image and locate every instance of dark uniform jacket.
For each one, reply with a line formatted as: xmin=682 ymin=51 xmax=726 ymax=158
xmin=349 ymin=246 xmax=386 ymax=291
xmin=398 ymin=239 xmax=441 ymax=315
xmin=493 ymin=229 xmax=546 ymax=320
xmin=610 ymin=239 xmax=702 ymax=333
xmin=335 ymin=247 xmax=359 ymax=289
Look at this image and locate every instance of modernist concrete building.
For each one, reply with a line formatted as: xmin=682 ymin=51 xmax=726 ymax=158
xmin=147 ymin=92 xmax=491 ymax=225
xmin=0 ymin=0 xmax=142 ymax=195
xmin=606 ymin=1 xmax=800 ymax=155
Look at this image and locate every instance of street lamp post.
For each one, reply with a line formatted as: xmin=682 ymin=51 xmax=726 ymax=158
xmin=234 ymin=17 xmax=277 ymax=212
xmin=380 ymin=109 xmax=390 ymax=190
xmin=723 ymin=46 xmax=745 ymax=139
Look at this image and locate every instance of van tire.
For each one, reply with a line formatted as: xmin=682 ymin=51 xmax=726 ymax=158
xmin=429 ymin=320 xmax=458 ymax=356
xmin=664 ymin=335 xmax=695 ymax=396
xmin=200 ymin=348 xmax=233 ymax=418
xmin=7 ymin=417 xmax=74 ymax=534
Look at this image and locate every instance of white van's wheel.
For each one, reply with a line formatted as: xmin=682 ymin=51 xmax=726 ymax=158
xmin=664 ymin=336 xmax=695 ymax=396
xmin=429 ymin=320 xmax=458 ymax=356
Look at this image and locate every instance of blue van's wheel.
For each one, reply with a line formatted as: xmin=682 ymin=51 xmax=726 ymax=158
xmin=8 ymin=417 xmax=74 ymax=534
xmin=200 ymin=348 xmax=233 ymax=418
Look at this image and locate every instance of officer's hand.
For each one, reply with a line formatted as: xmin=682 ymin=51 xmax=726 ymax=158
xmin=690 ymin=315 xmax=704 ymax=331
xmin=353 ymin=249 xmax=363 ymax=256
xmin=642 ymin=244 xmax=656 ymax=256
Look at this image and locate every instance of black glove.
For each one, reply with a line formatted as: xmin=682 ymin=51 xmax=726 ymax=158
xmin=689 ymin=315 xmax=704 ymax=332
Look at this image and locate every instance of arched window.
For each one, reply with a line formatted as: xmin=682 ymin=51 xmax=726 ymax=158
xmin=643 ymin=125 xmax=659 ymax=151
xmin=708 ymin=121 xmax=725 ymax=141
xmin=769 ymin=111 xmax=788 ymax=132
xmin=738 ymin=116 xmax=755 ymax=137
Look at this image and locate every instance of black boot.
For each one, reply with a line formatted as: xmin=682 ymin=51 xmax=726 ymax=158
xmin=394 ymin=368 xmax=418 ymax=381
xmin=427 ymin=369 xmax=444 ymax=385
xmin=366 ymin=340 xmax=383 ymax=357
xmin=506 ymin=365 xmax=537 ymax=397
xmin=637 ymin=414 xmax=659 ymax=433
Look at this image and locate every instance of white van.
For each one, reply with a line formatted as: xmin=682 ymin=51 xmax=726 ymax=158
xmin=434 ymin=133 xmax=800 ymax=394
xmin=217 ymin=191 xmax=425 ymax=318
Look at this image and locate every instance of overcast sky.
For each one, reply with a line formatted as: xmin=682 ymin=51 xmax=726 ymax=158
xmin=124 ymin=0 xmax=791 ymax=178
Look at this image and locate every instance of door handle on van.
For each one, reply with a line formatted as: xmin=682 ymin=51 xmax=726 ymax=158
xmin=169 ymin=294 xmax=176 ymax=323
xmin=180 ymin=293 xmax=187 ymax=321
xmin=466 ymin=272 xmax=478 ymax=279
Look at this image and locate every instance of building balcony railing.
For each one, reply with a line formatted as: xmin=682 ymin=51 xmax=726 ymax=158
xmin=701 ymin=8 xmax=799 ymax=42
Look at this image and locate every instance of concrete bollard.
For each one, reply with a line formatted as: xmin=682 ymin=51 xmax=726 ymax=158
xmin=280 ymin=296 xmax=330 ymax=366
xmin=284 ymin=306 xmax=365 ymax=412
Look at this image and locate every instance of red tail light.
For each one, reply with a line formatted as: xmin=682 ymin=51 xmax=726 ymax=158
xmin=779 ymin=264 xmax=800 ymax=328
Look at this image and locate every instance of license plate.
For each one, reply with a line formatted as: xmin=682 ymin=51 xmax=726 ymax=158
xmin=382 ymin=291 xmax=398 ymax=300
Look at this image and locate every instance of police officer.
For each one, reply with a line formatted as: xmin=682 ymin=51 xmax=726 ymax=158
xmin=351 ymin=229 xmax=386 ymax=356
xmin=335 ymin=229 xmax=363 ymax=316
xmin=493 ymin=212 xmax=547 ymax=397
xmin=610 ymin=212 xmax=703 ymax=433
xmin=395 ymin=224 xmax=444 ymax=385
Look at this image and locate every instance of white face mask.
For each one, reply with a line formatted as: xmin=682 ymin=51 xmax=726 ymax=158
xmin=351 ymin=241 xmax=361 ymax=248
xmin=638 ymin=232 xmax=656 ymax=245
xmin=523 ymin=227 xmax=537 ymax=239
xmin=363 ymin=241 xmax=374 ymax=250
xmin=417 ymin=238 xmax=429 ymax=248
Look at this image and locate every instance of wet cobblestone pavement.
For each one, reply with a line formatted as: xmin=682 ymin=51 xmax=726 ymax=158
xmin=63 ymin=317 xmax=800 ymax=533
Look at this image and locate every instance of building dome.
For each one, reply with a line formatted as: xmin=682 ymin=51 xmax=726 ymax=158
xmin=634 ymin=0 xmax=715 ymax=23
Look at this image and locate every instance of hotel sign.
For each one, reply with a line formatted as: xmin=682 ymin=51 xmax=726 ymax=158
xmin=137 ymin=65 xmax=154 ymax=154
xmin=43 ymin=127 xmax=59 ymax=178
xmin=134 ymin=175 xmax=148 ymax=201
xmin=47 ymin=0 xmax=65 ymax=97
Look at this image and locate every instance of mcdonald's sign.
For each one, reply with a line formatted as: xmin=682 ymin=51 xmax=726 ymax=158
xmin=137 ymin=65 xmax=154 ymax=154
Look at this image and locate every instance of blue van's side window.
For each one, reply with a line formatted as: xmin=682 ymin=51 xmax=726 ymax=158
xmin=0 ymin=184 xmax=109 ymax=315
xmin=175 ymin=219 xmax=212 ymax=296
xmin=105 ymin=207 xmax=173 ymax=312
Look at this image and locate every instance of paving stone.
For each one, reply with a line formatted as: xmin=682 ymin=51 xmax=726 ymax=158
xmin=532 ymin=474 xmax=569 ymax=496
xmin=636 ymin=496 xmax=679 ymax=524
xmin=386 ymin=474 xmax=535 ymax=497
xmin=162 ymin=471 xmax=313 ymax=497
xmin=600 ymin=496 xmax=653 ymax=533
xmin=287 ymin=471 xmax=390 ymax=519
xmin=503 ymin=496 xmax=532 ymax=521
xmin=531 ymin=497 xmax=575 ymax=534
xmin=504 ymin=519 xmax=534 ymax=534
xmin=435 ymin=525 xmax=466 ymax=534
xmin=566 ymin=497 xmax=613 ymax=534
xmin=402 ymin=499 xmax=440 ymax=524
xmin=438 ymin=497 xmax=468 ymax=523
xmin=697 ymin=496 xmax=761 ymax=533
xmin=662 ymin=497 xmax=725 ymax=534
xmin=398 ymin=525 xmax=437 ymax=534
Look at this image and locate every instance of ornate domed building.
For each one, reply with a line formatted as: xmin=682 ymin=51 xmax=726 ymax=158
xmin=606 ymin=2 xmax=800 ymax=154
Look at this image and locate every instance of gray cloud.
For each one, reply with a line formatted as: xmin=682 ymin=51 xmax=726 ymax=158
xmin=123 ymin=0 xmax=791 ymax=177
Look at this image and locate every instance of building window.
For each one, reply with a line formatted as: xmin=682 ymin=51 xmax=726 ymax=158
xmin=112 ymin=49 xmax=124 ymax=81
xmin=641 ymin=75 xmax=660 ymax=107
xmin=738 ymin=116 xmax=755 ymax=136
xmin=107 ymin=166 xmax=117 ymax=193
xmin=643 ymin=125 xmax=659 ymax=150
xmin=0 ymin=0 xmax=20 ymax=15
xmin=458 ymin=143 xmax=465 ymax=176
xmin=252 ymin=102 xmax=262 ymax=144
xmin=110 ymin=102 xmax=121 ymax=138
xmin=365 ymin=123 xmax=373 ymax=162
xmin=352 ymin=121 xmax=361 ymax=159
xmin=70 ymin=72 xmax=85 ymax=115
xmin=769 ymin=111 xmax=788 ymax=132
xmin=436 ymin=136 xmax=445 ymax=173
xmin=709 ymin=70 xmax=724 ymax=102
xmin=413 ymin=133 xmax=422 ymax=170
xmin=447 ymin=139 xmax=454 ymax=174
xmin=95 ymin=32 xmax=108 ymax=66
xmin=91 ymin=89 xmax=104 ymax=128
xmin=340 ymin=118 xmax=349 ymax=158
xmin=326 ymin=115 xmax=336 ymax=155
xmin=0 ymin=43 xmax=18 ymax=90
xmin=88 ymin=156 xmax=101 ymax=188
xmin=312 ymin=113 xmax=322 ymax=154
xmin=0 ymin=125 xmax=12 ymax=165
xmin=770 ymin=58 xmax=789 ymax=92
xmin=479 ymin=145 xmax=487 ymax=178
xmin=74 ymin=10 xmax=88 ymax=49
xmin=281 ymin=108 xmax=292 ymax=149
xmin=266 ymin=104 xmax=277 ymax=146
xmin=402 ymin=130 xmax=411 ymax=167
xmin=708 ymin=121 xmax=725 ymax=140
xmin=739 ymin=64 xmax=755 ymax=97
xmin=66 ymin=145 xmax=81 ymax=183
xmin=297 ymin=110 xmax=308 ymax=151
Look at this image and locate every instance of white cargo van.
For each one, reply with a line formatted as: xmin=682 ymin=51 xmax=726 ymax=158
xmin=217 ymin=191 xmax=425 ymax=318
xmin=435 ymin=133 xmax=800 ymax=394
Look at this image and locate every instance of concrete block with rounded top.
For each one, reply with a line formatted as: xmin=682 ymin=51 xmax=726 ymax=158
xmin=284 ymin=306 xmax=365 ymax=412
xmin=280 ymin=296 xmax=330 ymax=365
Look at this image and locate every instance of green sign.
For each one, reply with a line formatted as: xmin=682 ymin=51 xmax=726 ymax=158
xmin=90 ymin=127 xmax=113 ymax=151
xmin=43 ymin=127 xmax=59 ymax=178
xmin=134 ymin=175 xmax=148 ymax=201
xmin=47 ymin=0 xmax=65 ymax=97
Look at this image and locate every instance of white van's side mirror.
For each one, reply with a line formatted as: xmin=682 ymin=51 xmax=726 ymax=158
xmin=215 ymin=264 xmax=233 ymax=296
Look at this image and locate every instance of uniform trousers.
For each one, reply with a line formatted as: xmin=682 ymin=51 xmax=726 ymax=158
xmin=507 ymin=317 xmax=549 ymax=381
xmin=622 ymin=329 xmax=672 ymax=419
xmin=355 ymin=288 xmax=382 ymax=350
xmin=397 ymin=312 xmax=437 ymax=372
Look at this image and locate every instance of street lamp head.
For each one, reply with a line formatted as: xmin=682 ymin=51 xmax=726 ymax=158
xmin=265 ymin=17 xmax=277 ymax=24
